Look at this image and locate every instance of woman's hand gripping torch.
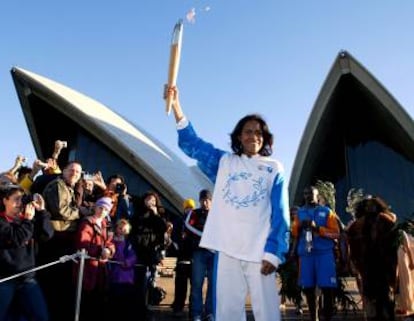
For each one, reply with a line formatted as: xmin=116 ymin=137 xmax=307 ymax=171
xmin=165 ymin=19 xmax=183 ymax=115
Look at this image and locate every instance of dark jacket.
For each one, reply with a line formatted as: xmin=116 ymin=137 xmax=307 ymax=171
xmin=0 ymin=210 xmax=54 ymax=279
xmin=184 ymin=208 xmax=209 ymax=251
xmin=130 ymin=211 xmax=167 ymax=266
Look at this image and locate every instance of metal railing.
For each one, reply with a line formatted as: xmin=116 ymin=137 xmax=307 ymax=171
xmin=0 ymin=249 xmax=147 ymax=321
xmin=0 ymin=249 xmax=87 ymax=321
xmin=0 ymin=248 xmax=174 ymax=321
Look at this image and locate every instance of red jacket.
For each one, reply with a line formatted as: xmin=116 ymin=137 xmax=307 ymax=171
xmin=74 ymin=216 xmax=115 ymax=291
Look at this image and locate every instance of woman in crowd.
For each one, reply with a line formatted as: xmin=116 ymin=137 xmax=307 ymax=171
xmin=0 ymin=184 xmax=54 ymax=321
xmin=129 ymin=191 xmax=168 ymax=314
xmin=347 ymin=196 xmax=398 ymax=321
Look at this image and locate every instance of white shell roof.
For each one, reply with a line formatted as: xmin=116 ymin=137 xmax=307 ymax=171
xmin=11 ymin=67 xmax=213 ymax=208
xmin=289 ymin=50 xmax=414 ymax=204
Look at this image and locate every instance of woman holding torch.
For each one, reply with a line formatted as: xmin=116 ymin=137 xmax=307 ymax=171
xmin=163 ymin=86 xmax=290 ymax=321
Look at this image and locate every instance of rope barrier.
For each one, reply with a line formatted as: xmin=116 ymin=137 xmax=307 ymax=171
xmin=0 ymin=249 xmax=178 ymax=289
xmin=0 ymin=248 xmax=165 ymax=321
xmin=0 ymin=251 xmax=83 ymax=284
xmin=84 ymin=254 xmax=146 ymax=267
xmin=0 ymin=250 xmax=152 ymax=285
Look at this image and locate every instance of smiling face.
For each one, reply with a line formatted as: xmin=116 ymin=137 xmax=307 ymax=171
xmin=238 ymin=120 xmax=264 ymax=157
xmin=63 ymin=162 xmax=82 ymax=187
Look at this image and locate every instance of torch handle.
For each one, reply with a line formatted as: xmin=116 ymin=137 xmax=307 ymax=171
xmin=166 ymin=43 xmax=180 ymax=114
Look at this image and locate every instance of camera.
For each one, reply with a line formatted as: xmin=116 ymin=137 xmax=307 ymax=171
xmin=115 ymin=183 xmax=125 ymax=194
xmin=56 ymin=140 xmax=67 ymax=149
xmin=21 ymin=194 xmax=33 ymax=205
xmin=17 ymin=155 xmax=27 ymax=165
xmin=82 ymin=172 xmax=94 ymax=181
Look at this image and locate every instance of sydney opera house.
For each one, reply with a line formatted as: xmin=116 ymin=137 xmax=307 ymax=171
xmin=11 ymin=66 xmax=213 ymax=217
xmin=11 ymin=51 xmax=414 ymax=221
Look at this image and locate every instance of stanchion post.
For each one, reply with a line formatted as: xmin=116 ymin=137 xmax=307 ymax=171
xmin=74 ymin=249 xmax=87 ymax=321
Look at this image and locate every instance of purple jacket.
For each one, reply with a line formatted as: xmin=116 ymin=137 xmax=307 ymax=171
xmin=109 ymin=237 xmax=137 ymax=284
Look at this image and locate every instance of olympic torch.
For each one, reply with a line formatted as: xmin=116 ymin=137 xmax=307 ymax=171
xmin=165 ymin=19 xmax=184 ymax=115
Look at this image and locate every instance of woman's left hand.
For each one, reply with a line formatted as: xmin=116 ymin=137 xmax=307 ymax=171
xmin=260 ymin=260 xmax=276 ymax=275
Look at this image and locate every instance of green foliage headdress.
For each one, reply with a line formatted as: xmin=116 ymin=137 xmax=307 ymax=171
xmin=315 ymin=180 xmax=336 ymax=210
xmin=345 ymin=188 xmax=365 ymax=218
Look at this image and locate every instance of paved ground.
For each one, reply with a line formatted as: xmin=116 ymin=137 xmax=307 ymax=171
xmin=147 ymin=309 xmax=376 ymax=321
xmin=133 ymin=261 xmax=412 ymax=321
xmin=144 ymin=275 xmax=377 ymax=321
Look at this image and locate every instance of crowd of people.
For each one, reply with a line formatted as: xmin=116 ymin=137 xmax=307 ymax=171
xmin=0 ymin=142 xmax=178 ymax=321
xmin=0 ymin=85 xmax=413 ymax=321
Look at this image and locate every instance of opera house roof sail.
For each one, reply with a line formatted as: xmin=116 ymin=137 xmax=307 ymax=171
xmin=289 ymin=50 xmax=414 ymax=221
xmin=11 ymin=66 xmax=213 ymax=215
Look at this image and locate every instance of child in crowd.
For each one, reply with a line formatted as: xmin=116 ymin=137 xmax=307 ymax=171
xmin=108 ymin=219 xmax=137 ymax=321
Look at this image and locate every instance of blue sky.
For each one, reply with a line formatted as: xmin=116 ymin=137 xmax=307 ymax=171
xmin=1 ymin=1 xmax=414 ymax=182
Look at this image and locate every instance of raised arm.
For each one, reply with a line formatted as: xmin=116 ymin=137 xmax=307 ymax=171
xmin=51 ymin=140 xmax=67 ymax=161
xmin=7 ymin=155 xmax=26 ymax=177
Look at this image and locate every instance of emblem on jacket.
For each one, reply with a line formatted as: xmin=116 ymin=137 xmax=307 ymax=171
xmin=222 ymin=171 xmax=267 ymax=209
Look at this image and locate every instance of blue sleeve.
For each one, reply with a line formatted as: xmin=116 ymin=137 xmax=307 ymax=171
xmin=177 ymin=122 xmax=226 ymax=183
xmin=116 ymin=196 xmax=133 ymax=219
xmin=264 ymin=172 xmax=290 ymax=264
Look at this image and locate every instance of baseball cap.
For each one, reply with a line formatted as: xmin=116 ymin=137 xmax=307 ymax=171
xmin=183 ymin=198 xmax=196 ymax=210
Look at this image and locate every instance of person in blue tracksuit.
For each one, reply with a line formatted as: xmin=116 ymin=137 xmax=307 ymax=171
xmin=292 ymin=185 xmax=340 ymax=321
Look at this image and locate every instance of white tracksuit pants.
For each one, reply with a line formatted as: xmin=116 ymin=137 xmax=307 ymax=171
xmin=214 ymin=252 xmax=281 ymax=321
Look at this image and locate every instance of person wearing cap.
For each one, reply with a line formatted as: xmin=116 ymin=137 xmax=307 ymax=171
xmin=165 ymin=86 xmax=290 ymax=321
xmin=184 ymin=189 xmax=214 ymax=321
xmin=171 ymin=197 xmax=197 ymax=316
xmin=183 ymin=198 xmax=196 ymax=212
xmin=74 ymin=196 xmax=115 ymax=321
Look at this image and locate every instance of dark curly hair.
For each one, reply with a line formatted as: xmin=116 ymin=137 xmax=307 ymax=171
xmin=230 ymin=114 xmax=273 ymax=156
xmin=140 ymin=190 xmax=165 ymax=216
xmin=354 ymin=195 xmax=391 ymax=219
